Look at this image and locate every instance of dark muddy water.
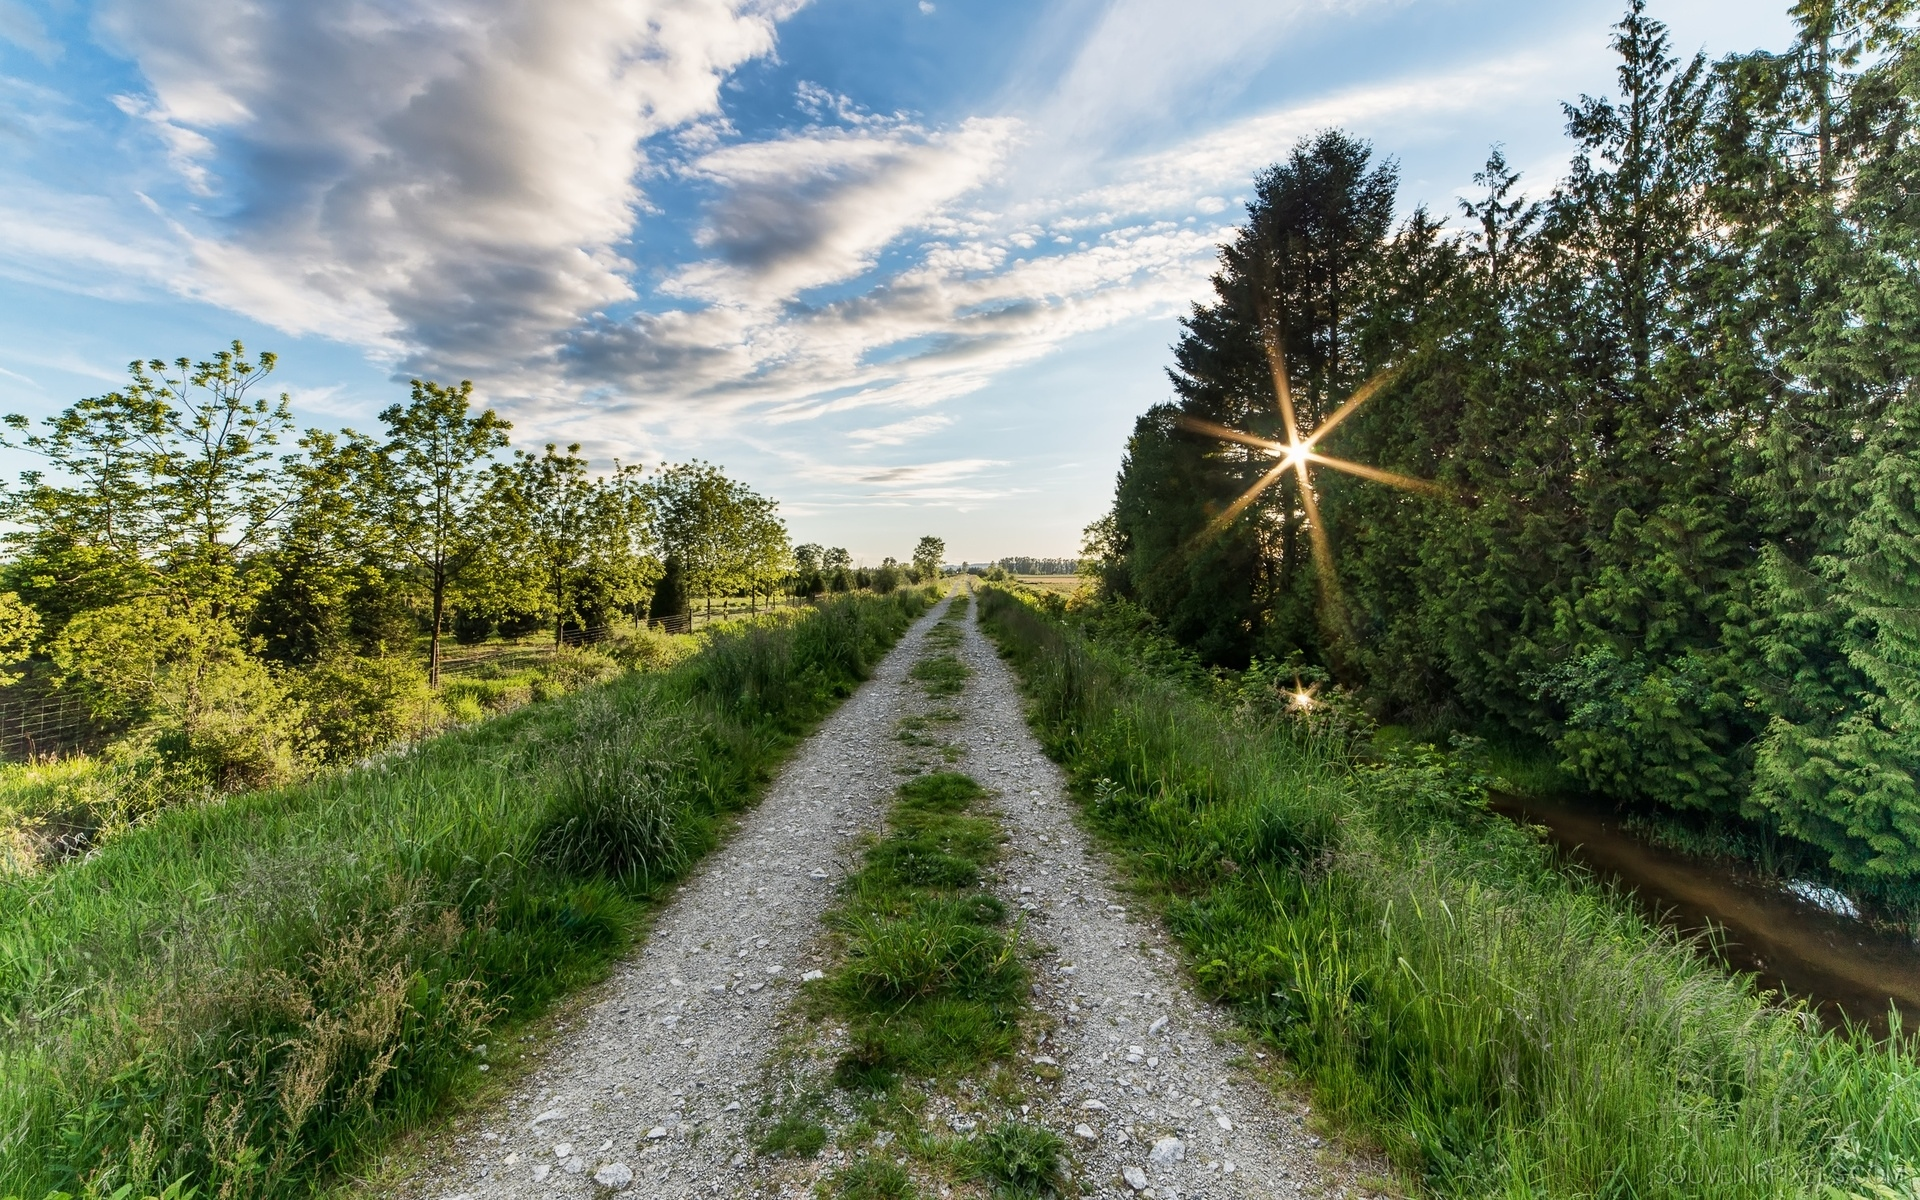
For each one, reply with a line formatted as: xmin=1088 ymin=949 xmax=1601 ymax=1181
xmin=1489 ymin=792 xmax=1920 ymax=1037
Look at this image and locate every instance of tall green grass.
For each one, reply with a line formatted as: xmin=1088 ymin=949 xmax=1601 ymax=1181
xmin=977 ymin=585 xmax=1920 ymax=1200
xmin=0 ymin=590 xmax=932 ymax=1200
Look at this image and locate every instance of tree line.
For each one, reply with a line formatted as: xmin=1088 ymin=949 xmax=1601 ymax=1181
xmin=790 ymin=535 xmax=945 ymax=596
xmin=1094 ymin=1 xmax=1920 ymax=897
xmin=0 ymin=349 xmax=932 ymax=788
xmin=996 ymin=557 xmax=1080 ymax=576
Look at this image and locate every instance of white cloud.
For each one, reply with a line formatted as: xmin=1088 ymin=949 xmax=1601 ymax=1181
xmin=665 ymin=115 xmax=1018 ymax=305
xmin=0 ymin=186 xmax=182 ymax=301
xmin=96 ymin=0 xmax=800 ymax=377
xmin=1028 ymin=0 xmax=1406 ymax=162
xmin=31 ymin=1 xmax=1572 ymax=492
xmin=110 ymin=94 xmax=216 ymax=195
xmin=554 ymin=51 xmax=1559 ymax=437
xmin=848 ymin=413 xmax=953 ymax=447
xmin=0 ymin=0 xmax=55 ymax=62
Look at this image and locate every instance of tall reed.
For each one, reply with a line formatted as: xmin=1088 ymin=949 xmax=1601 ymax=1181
xmin=978 ymin=585 xmax=1920 ymax=1200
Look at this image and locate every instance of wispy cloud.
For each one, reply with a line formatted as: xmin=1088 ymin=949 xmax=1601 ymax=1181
xmin=0 ymin=1 xmax=55 ymax=63
xmin=554 ymin=49 xmax=1560 ymax=434
xmin=848 ymin=413 xmax=953 ymax=447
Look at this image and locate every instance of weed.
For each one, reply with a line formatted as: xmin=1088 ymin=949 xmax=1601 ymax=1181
xmin=835 ymin=1157 xmax=919 ymax=1200
xmin=534 ymin=708 xmax=705 ymax=885
xmin=816 ymin=771 xmax=1026 ymax=1087
xmin=758 ymin=1111 xmax=829 ymax=1159
xmin=968 ymin=1121 xmax=1068 ymax=1199
xmin=908 ymin=656 xmax=968 ymax=697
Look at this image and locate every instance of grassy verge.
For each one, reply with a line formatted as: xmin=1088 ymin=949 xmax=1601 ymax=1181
xmin=0 ymin=631 xmax=704 ymax=872
xmin=976 ymin=584 xmax=1920 ymax=1200
xmin=0 ymin=590 xmax=933 ymax=1200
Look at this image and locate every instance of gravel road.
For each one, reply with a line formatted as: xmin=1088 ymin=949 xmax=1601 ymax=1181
xmin=946 ymin=591 xmax=1377 ymax=1200
xmin=398 ymin=588 xmax=1379 ymax=1200
xmin=401 ymin=597 xmax=955 ymax=1200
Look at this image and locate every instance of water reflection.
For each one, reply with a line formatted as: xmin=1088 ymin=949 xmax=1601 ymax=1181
xmin=1489 ymin=792 xmax=1920 ymax=1038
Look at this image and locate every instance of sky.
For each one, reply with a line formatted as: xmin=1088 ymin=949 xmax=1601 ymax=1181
xmin=0 ymin=0 xmax=1795 ymax=565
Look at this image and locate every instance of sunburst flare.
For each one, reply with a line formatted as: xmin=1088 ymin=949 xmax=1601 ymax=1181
xmin=1181 ymin=316 xmax=1442 ymax=632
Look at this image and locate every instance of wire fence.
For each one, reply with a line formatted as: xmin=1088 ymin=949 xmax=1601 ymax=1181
xmin=0 ymin=686 xmax=104 ymax=765
xmin=0 ymin=596 xmax=804 ymax=763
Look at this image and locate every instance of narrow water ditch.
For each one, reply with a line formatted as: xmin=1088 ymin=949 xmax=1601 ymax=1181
xmin=1490 ymin=792 xmax=1920 ymax=1037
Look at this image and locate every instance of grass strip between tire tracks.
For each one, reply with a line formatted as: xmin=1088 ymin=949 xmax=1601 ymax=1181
xmin=0 ymin=590 xmax=935 ymax=1200
xmin=767 ymin=593 xmax=1069 ymax=1200
xmin=976 ymin=583 xmax=1920 ymax=1200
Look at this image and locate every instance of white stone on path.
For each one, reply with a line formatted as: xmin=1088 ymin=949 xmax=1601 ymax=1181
xmin=593 ymin=1162 xmax=634 ymax=1189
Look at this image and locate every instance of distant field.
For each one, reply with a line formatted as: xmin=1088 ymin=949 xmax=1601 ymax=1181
xmin=1015 ymin=574 xmax=1083 ymax=595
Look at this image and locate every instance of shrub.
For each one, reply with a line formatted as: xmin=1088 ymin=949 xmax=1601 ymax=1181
xmin=293 ymin=652 xmax=441 ymax=764
xmin=450 ymin=610 xmax=493 ymax=645
xmin=606 ymin=627 xmax=696 ymax=673
xmin=146 ymin=646 xmax=308 ymax=791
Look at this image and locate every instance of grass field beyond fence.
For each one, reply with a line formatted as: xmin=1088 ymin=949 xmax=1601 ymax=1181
xmin=977 ymin=585 xmax=1920 ymax=1200
xmin=0 ymin=589 xmax=932 ymax=1200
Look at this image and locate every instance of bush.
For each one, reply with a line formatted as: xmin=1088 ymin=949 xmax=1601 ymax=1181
xmin=450 ymin=610 xmax=493 ymax=645
xmin=606 ymin=627 xmax=696 ymax=673
xmin=146 ymin=647 xmax=308 ymax=791
xmin=533 ymin=647 xmax=619 ymax=700
xmin=293 ymin=652 xmax=440 ymax=764
xmin=495 ymin=610 xmax=544 ymax=639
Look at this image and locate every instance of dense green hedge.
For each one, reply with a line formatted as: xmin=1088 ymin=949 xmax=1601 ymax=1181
xmin=979 ymin=585 xmax=1920 ymax=1200
xmin=0 ymin=590 xmax=930 ymax=1200
xmin=1097 ymin=8 xmax=1920 ymax=901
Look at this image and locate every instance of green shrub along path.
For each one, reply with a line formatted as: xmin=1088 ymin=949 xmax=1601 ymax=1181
xmin=977 ymin=584 xmax=1920 ymax=1200
xmin=0 ymin=590 xmax=931 ymax=1200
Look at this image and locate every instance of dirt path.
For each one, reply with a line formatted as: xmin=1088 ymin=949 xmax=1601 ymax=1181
xmin=398 ymin=588 xmax=1376 ymax=1200
xmin=948 ymin=589 xmax=1375 ymax=1200
xmin=400 ymin=597 xmax=957 ymax=1200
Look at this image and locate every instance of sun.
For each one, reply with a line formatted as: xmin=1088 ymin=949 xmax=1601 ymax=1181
xmin=1178 ymin=317 xmax=1443 ymax=622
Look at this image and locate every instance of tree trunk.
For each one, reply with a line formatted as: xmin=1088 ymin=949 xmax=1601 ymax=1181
xmin=430 ymin=570 xmax=445 ymax=688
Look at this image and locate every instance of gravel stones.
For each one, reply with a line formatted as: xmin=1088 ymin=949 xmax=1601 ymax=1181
xmin=950 ymin=595 xmax=1381 ymax=1200
xmin=590 ymin=1162 xmax=632 ymax=1189
xmin=384 ymin=591 xmax=1381 ymax=1200
xmin=390 ymin=600 xmax=955 ymax=1200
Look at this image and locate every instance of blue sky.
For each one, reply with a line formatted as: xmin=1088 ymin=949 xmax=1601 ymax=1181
xmin=0 ymin=0 xmax=1793 ymax=564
